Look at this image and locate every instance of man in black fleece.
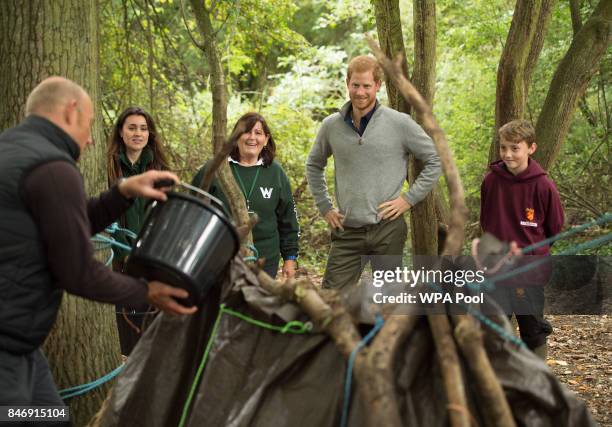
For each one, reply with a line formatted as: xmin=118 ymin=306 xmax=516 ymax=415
xmin=0 ymin=77 xmax=196 ymax=408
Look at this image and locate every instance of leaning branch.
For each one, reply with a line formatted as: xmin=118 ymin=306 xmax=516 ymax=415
xmin=254 ymin=269 xmax=361 ymax=358
xmin=189 ymin=0 xmax=252 ymax=240
xmin=366 ymin=35 xmax=467 ymax=255
xmin=428 ymin=315 xmax=471 ymax=427
xmin=253 ymin=268 xmax=405 ymax=427
xmin=367 ymin=36 xmax=516 ymax=427
xmin=197 ymin=129 xmax=240 ymax=192
xmin=453 ymin=315 xmax=516 ymax=427
xmin=365 ymin=315 xmax=420 ymax=426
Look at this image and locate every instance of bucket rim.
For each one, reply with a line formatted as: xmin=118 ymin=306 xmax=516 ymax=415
xmin=164 ymin=191 xmax=240 ymax=250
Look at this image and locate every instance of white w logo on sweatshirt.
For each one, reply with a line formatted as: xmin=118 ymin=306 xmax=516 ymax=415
xmin=260 ymin=187 xmax=273 ymax=199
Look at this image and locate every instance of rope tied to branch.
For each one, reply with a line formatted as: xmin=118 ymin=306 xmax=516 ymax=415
xmin=340 ymin=314 xmax=385 ymax=427
xmin=438 ymin=214 xmax=611 ymax=348
xmin=91 ymin=234 xmax=131 ymax=252
xmin=105 ymin=221 xmax=138 ymax=239
xmin=242 ymin=242 xmax=259 ymax=262
xmin=90 ymin=221 xmax=139 ymax=265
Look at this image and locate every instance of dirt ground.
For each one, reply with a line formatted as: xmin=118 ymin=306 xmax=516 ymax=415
xmin=546 ymin=315 xmax=611 ymax=426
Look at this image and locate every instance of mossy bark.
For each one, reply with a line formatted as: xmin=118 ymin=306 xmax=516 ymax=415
xmin=0 ymin=2 xmax=118 ymax=425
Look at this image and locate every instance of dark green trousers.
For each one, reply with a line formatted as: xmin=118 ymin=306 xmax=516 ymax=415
xmin=323 ymin=216 xmax=408 ymax=289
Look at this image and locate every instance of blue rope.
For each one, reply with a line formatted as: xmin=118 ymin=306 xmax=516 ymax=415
xmin=105 ymin=222 xmax=138 ymax=239
xmin=90 ymin=221 xmax=137 ymax=256
xmin=521 ymin=212 xmax=611 ymax=254
xmin=474 ymin=213 xmax=612 ymax=289
xmin=59 ymin=364 xmax=125 ymax=400
xmin=454 ymin=229 xmax=612 ymax=347
xmin=557 ymin=232 xmax=612 ymax=255
xmin=340 ymin=314 xmax=385 ymax=427
xmin=474 ymin=230 xmax=612 ymax=292
xmin=466 ymin=306 xmax=526 ymax=348
xmin=92 ymin=234 xmax=132 ymax=252
xmin=243 ymin=243 xmax=259 ymax=262
xmin=424 ymin=280 xmax=527 ymax=348
xmin=104 ymin=247 xmax=114 ymax=266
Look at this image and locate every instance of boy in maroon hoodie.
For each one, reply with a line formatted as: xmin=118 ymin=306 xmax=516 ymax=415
xmin=480 ymin=119 xmax=564 ymax=359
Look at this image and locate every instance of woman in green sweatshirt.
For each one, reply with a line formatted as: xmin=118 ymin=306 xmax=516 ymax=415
xmin=192 ymin=112 xmax=299 ymax=279
xmin=106 ymin=106 xmax=170 ymax=356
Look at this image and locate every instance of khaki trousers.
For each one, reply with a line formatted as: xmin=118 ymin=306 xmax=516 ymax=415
xmin=323 ymin=216 xmax=408 ymax=289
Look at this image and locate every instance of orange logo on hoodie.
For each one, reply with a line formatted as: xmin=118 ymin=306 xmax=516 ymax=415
xmin=525 ymin=208 xmax=535 ymax=222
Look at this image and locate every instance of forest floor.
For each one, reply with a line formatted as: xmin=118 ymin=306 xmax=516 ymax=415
xmin=547 ymin=315 xmax=611 ymax=426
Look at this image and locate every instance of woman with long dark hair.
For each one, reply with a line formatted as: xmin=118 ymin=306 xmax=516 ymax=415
xmin=192 ymin=112 xmax=299 ymax=278
xmin=107 ymin=106 xmax=170 ymax=356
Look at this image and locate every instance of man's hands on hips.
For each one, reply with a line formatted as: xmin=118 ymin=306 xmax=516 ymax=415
xmin=378 ymin=196 xmax=412 ymax=220
xmin=147 ymin=281 xmax=198 ymax=315
xmin=118 ymin=170 xmax=179 ymax=201
xmin=324 ymin=209 xmax=345 ymax=231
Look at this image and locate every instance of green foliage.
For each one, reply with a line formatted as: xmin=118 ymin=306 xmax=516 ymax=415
xmin=438 ymin=0 xmax=512 ymax=54
xmin=434 ymin=0 xmax=511 ymax=230
xmin=99 ymin=0 xmax=611 ymax=270
xmin=261 ymin=103 xmax=329 ymax=270
xmin=528 ymin=1 xmax=610 ymax=226
xmin=205 ymin=0 xmax=309 ymax=96
xmin=292 ymin=0 xmax=375 ymax=56
xmin=268 ymin=45 xmax=348 ymax=119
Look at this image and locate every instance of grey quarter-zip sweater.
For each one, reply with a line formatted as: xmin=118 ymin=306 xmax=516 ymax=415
xmin=306 ymin=101 xmax=441 ymax=227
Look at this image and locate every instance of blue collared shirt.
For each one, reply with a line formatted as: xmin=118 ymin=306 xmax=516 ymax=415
xmin=343 ymin=102 xmax=378 ymax=136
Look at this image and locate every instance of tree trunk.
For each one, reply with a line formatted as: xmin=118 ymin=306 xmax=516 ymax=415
xmin=367 ymin=34 xmax=468 ymax=256
xmin=569 ymin=0 xmax=583 ymax=34
xmin=489 ymin=0 xmax=555 ymax=162
xmin=47 ymin=292 xmax=120 ymax=427
xmin=0 ymin=1 xmax=118 ymax=425
xmin=372 ymin=0 xmax=411 ymax=113
xmin=524 ymin=0 xmax=556 ymax=99
xmin=374 ymin=0 xmax=442 ymax=256
xmin=412 ymin=0 xmax=436 ymax=108
xmin=534 ymin=0 xmax=611 ymax=170
xmin=189 ymin=0 xmax=252 ymax=243
xmin=410 ymin=0 xmax=440 ymax=256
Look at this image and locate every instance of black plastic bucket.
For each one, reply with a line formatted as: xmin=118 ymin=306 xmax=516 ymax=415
xmin=125 ymin=188 xmax=239 ymax=306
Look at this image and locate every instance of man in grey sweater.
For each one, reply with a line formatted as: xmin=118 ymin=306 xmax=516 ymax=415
xmin=306 ymin=55 xmax=441 ymax=289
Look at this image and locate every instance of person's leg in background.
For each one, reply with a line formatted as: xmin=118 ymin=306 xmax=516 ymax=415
xmin=515 ymin=284 xmax=551 ymax=359
xmin=516 ymin=314 xmax=552 ymax=359
xmin=323 ymin=227 xmax=368 ymax=290
xmin=112 ymin=259 xmax=146 ymax=358
xmin=370 ymin=216 xmax=408 ymax=275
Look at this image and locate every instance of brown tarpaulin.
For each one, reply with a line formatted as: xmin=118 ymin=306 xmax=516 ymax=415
xmin=97 ymin=259 xmax=595 ymax=427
